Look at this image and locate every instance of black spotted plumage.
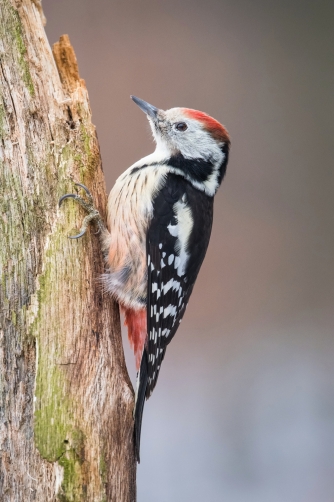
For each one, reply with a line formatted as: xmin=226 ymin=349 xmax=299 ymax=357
xmin=134 ymin=173 xmax=214 ymax=461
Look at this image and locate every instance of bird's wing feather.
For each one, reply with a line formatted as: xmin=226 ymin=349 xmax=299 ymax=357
xmin=145 ymin=173 xmax=214 ymax=397
xmin=134 ymin=173 xmax=213 ymax=462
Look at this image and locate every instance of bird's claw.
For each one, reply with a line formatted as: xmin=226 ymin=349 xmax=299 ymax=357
xmin=59 ymin=182 xmax=93 ymax=208
xmin=59 ymin=183 xmax=104 ymax=239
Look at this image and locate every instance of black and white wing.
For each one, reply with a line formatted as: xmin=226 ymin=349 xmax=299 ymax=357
xmin=146 ymin=173 xmax=214 ymax=396
xmin=134 ymin=173 xmax=214 ymax=461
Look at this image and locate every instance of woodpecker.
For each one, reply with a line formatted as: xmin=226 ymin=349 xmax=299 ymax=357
xmin=59 ymin=96 xmax=230 ymax=462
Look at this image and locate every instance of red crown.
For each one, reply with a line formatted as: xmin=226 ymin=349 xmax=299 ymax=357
xmin=182 ymin=108 xmax=230 ymax=143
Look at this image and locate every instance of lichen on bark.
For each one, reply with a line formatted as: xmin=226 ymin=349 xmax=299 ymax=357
xmin=0 ymin=2 xmax=136 ymax=501
xmin=0 ymin=0 xmax=35 ymax=95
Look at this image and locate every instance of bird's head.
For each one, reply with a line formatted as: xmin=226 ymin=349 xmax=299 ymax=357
xmin=131 ymin=96 xmax=230 ymax=196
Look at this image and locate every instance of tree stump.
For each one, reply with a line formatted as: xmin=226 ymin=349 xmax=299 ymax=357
xmin=0 ymin=1 xmax=136 ymax=500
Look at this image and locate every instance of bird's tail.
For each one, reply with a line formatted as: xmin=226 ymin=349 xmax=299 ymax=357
xmin=134 ymin=349 xmax=148 ymax=463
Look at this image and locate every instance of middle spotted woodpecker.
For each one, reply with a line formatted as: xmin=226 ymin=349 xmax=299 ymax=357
xmin=59 ymin=96 xmax=230 ymax=462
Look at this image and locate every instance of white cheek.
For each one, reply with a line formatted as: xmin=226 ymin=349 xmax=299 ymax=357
xmin=171 ymin=122 xmax=217 ymax=161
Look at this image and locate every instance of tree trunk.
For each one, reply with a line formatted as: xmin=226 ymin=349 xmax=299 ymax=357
xmin=0 ymin=1 xmax=136 ymax=500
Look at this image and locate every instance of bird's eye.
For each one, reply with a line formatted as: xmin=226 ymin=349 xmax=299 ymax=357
xmin=175 ymin=122 xmax=188 ymax=132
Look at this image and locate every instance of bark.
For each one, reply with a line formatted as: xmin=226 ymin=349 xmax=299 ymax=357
xmin=0 ymin=1 xmax=136 ymax=500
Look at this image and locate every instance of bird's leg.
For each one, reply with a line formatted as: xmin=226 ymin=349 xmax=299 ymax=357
xmin=59 ymin=183 xmax=107 ymax=240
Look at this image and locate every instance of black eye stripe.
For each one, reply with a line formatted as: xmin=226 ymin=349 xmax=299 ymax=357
xmin=175 ymin=122 xmax=188 ymax=132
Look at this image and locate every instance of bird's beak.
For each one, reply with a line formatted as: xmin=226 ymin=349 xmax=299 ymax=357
xmin=131 ymin=95 xmax=159 ymax=120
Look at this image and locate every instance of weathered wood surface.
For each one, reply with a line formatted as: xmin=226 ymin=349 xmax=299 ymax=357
xmin=0 ymin=1 xmax=136 ymax=500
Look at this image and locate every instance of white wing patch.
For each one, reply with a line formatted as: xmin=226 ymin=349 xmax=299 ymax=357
xmin=167 ymin=198 xmax=193 ymax=277
xmin=162 ymin=278 xmax=181 ymax=294
xmin=163 ymin=304 xmax=178 ymax=319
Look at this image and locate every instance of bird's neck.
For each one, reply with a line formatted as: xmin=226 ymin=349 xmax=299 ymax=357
xmin=129 ymin=142 xmax=228 ymax=197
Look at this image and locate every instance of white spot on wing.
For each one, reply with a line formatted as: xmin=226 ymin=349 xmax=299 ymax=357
xmin=152 ymin=283 xmax=158 ymax=293
xmin=163 ymin=278 xmax=181 ymax=294
xmin=163 ymin=305 xmax=177 ymax=318
xmin=167 ymin=223 xmax=178 ymax=237
xmin=169 ymin=199 xmax=193 ymax=276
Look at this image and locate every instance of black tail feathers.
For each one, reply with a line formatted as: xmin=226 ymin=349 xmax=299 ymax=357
xmin=134 ymin=349 xmax=148 ymax=463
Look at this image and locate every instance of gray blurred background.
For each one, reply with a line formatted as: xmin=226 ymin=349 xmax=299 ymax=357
xmin=43 ymin=0 xmax=334 ymax=500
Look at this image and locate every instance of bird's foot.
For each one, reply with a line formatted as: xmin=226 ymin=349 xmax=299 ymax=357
xmin=59 ymin=183 xmax=105 ymax=239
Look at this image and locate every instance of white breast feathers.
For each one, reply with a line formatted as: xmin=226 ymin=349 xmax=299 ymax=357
xmin=104 ymin=164 xmax=167 ymax=309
